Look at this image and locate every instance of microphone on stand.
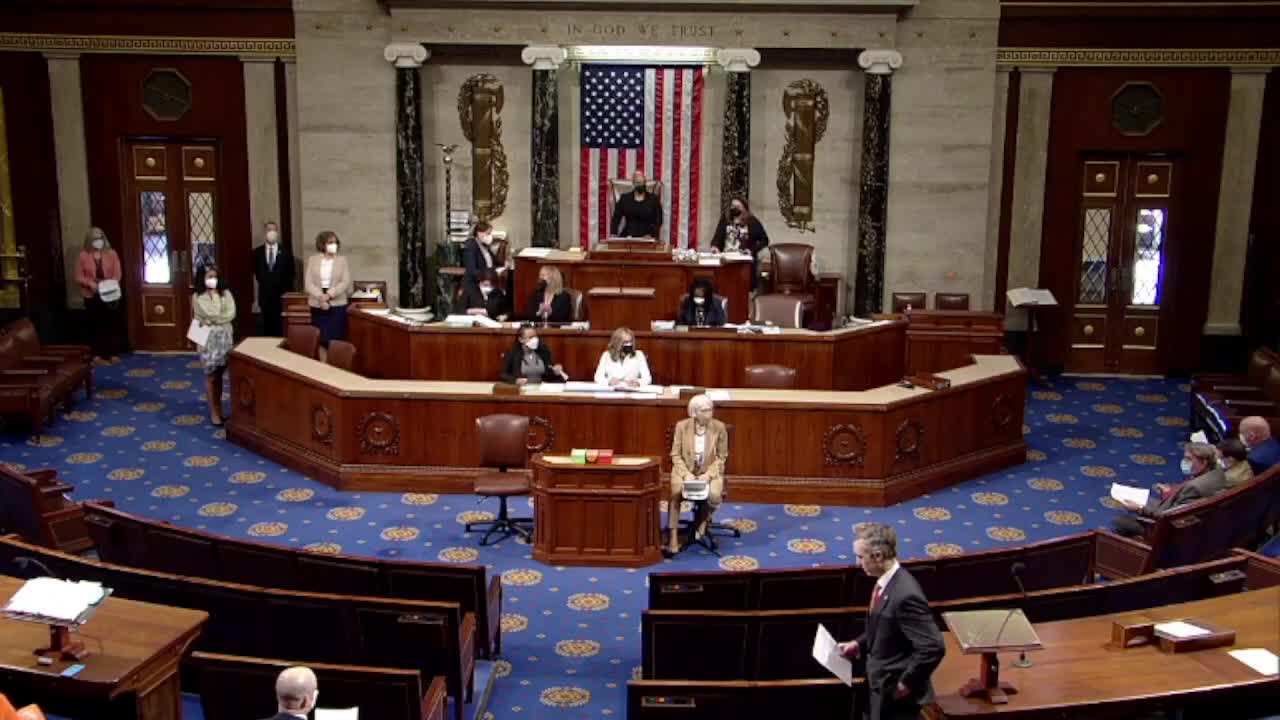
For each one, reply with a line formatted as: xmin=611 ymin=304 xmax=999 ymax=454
xmin=1010 ymin=561 xmax=1032 ymax=668
xmin=14 ymin=556 xmax=59 ymax=579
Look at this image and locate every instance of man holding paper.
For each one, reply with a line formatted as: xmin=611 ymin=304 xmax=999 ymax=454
xmin=837 ymin=523 xmax=945 ymax=720
xmin=1111 ymin=442 xmax=1226 ymax=538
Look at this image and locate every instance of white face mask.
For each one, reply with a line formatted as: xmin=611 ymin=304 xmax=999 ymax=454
xmin=1180 ymin=458 xmax=1194 ymax=476
xmin=205 ymin=277 xmax=219 ymax=289
xmin=525 ymin=337 xmax=539 ymax=350
xmin=265 ymin=230 xmax=279 ymax=243
xmin=325 ymin=242 xmax=338 ymax=255
xmin=92 ymin=238 xmax=105 ymax=250
xmin=479 ymin=234 xmax=492 ymax=245
xmin=693 ymin=296 xmax=706 ymax=305
xmin=479 ymin=283 xmax=493 ymax=294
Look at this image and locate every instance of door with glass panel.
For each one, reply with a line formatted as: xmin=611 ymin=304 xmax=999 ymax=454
xmin=122 ymin=142 xmax=220 ymax=351
xmin=1067 ymin=156 xmax=1177 ymax=374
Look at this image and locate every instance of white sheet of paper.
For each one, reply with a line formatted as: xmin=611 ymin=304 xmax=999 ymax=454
xmin=624 ymin=393 xmax=660 ymax=399
xmin=593 ymin=392 xmax=618 ymax=399
xmin=1154 ymin=621 xmax=1211 ymax=639
xmin=566 ymin=381 xmax=614 ymax=393
xmin=519 ymin=247 xmax=553 ymax=258
xmin=1190 ymin=430 xmax=1208 ymax=444
xmin=811 ymin=624 xmax=854 ymax=686
xmin=536 ymin=383 xmax=565 ymax=394
xmin=707 ymin=390 xmax=731 ymax=402
xmin=4 ymin=577 xmax=106 ymax=623
xmin=186 ymin=319 xmax=211 ymax=347
xmin=1006 ymin=287 xmax=1058 ymax=307
xmin=1110 ymin=483 xmax=1150 ymax=507
xmin=635 ymin=384 xmax=664 ymax=395
xmin=697 ymin=257 xmax=722 ymax=266
xmin=1228 ymin=648 xmax=1279 ymax=676
xmin=651 ymin=321 xmax=676 ymax=331
xmin=315 ymin=708 xmax=359 ymax=720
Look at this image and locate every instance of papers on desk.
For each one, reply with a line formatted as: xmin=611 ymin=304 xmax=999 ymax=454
xmin=1110 ymin=483 xmax=1150 ymax=507
xmin=651 ymin=320 xmax=676 ymax=331
xmin=811 ymin=624 xmax=854 ymax=686
xmin=707 ymin=390 xmax=731 ymax=402
xmin=1228 ymin=648 xmax=1279 ymax=676
xmin=442 ymin=314 xmax=502 ymax=328
xmin=697 ymin=256 xmax=722 ymax=266
xmin=721 ymin=252 xmax=752 ymax=262
xmin=316 ymin=708 xmax=359 ymax=720
xmin=1007 ymin=287 xmax=1058 ymax=307
xmin=566 ymin=381 xmax=614 ymax=393
xmin=534 ymin=383 xmax=565 ymax=394
xmin=518 ymin=247 xmax=553 ymax=258
xmin=1153 ymin=621 xmax=1211 ymax=639
xmin=3 ymin=577 xmax=107 ymax=624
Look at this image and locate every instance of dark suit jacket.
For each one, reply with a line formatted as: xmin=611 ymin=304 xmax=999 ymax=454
xmin=710 ymin=215 xmax=770 ymax=255
xmin=676 ymin=296 xmax=726 ymax=327
xmin=611 ymin=191 xmax=663 ymax=237
xmin=525 ymin=290 xmax=573 ymax=323
xmin=458 ymin=284 xmax=509 ymax=318
xmin=853 ymin=567 xmax=946 ymax=720
xmin=461 ymin=237 xmax=499 ymax=290
xmin=1247 ymin=437 xmax=1280 ymax=475
xmin=252 ymin=244 xmax=295 ymax=306
xmin=1142 ymin=467 xmax=1227 ymax=516
xmin=500 ymin=343 xmax=563 ymax=383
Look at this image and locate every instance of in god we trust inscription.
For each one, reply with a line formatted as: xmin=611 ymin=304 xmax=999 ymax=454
xmin=565 ymin=22 xmax=717 ymax=41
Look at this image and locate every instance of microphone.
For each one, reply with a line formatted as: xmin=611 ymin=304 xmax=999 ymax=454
xmin=1009 ymin=562 xmax=1032 ymax=668
xmin=14 ymin=556 xmax=59 ymax=579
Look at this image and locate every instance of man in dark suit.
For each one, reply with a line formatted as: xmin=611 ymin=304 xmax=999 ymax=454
xmin=259 ymin=666 xmax=318 ymax=720
xmin=839 ymin=522 xmax=945 ymax=720
xmin=1112 ymin=442 xmax=1226 ymax=537
xmin=252 ymin=221 xmax=294 ymax=336
xmin=1240 ymin=415 xmax=1280 ymax=475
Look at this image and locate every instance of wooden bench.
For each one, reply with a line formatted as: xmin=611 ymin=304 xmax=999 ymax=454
xmin=0 ymin=535 xmax=474 ymax=720
xmin=1094 ymin=465 xmax=1280 ymax=579
xmin=188 ymin=652 xmax=446 ymax=720
xmin=82 ymin=500 xmax=501 ymax=659
xmin=0 ymin=319 xmax=91 ymax=433
xmin=649 ymin=531 xmax=1096 ymax=610
xmin=640 ymin=554 xmax=1273 ymax=680
xmin=626 ymin=679 xmax=859 ymax=719
xmin=0 ymin=464 xmax=92 ymax=553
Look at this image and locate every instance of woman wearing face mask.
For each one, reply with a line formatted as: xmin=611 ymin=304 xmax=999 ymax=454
xmin=666 ymin=393 xmax=728 ymax=556
xmin=1217 ymin=437 xmax=1254 ymax=489
xmin=525 ymin=266 xmax=573 ymax=324
xmin=460 ymin=269 xmax=509 ymax=320
xmin=677 ymin=277 xmax=726 ymax=327
xmin=76 ymin=227 xmax=125 ymax=364
xmin=192 ymin=265 xmax=236 ymax=426
xmin=500 ymin=324 xmax=568 ymax=385
xmin=710 ymin=197 xmax=770 ymax=289
xmin=304 ymin=231 xmax=353 ymax=345
xmin=594 ymin=327 xmax=651 ymax=388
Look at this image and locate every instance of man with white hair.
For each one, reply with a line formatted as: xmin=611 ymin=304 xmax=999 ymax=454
xmin=259 ymin=666 xmax=318 ymax=720
xmin=1112 ymin=441 xmax=1226 ymax=538
xmin=1238 ymin=416 xmax=1280 ymax=475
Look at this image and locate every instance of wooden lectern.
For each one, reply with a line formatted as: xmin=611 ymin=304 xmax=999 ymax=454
xmin=586 ymin=287 xmax=660 ymax=329
xmin=941 ymin=609 xmax=1043 ymax=705
xmin=531 ymin=455 xmax=662 ymax=567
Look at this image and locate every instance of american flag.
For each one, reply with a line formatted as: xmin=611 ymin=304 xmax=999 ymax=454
xmin=579 ymin=64 xmax=705 ymax=248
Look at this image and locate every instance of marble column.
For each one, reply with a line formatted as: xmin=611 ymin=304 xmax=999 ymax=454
xmin=385 ymin=43 xmax=430 ymax=309
xmin=853 ymin=50 xmax=902 ymax=317
xmin=282 ymin=58 xmax=303 ymax=263
xmin=1205 ymin=67 xmax=1269 ymax=337
xmin=715 ymin=49 xmax=760 ymax=205
xmin=982 ymin=67 xmax=1012 ymax=311
xmin=45 ymin=52 xmax=93 ymax=308
xmin=522 ymin=46 xmax=567 ymax=248
xmin=1006 ymin=67 xmax=1055 ymax=330
xmin=241 ymin=56 xmax=282 ymax=314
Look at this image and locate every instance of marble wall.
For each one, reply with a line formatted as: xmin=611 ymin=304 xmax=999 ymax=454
xmin=884 ymin=0 xmax=1000 ymax=310
xmin=749 ymin=68 xmax=863 ymax=283
xmin=420 ymin=65 xmax=532 ymax=251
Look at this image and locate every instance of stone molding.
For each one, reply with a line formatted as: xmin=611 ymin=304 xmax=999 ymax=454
xmin=998 ymin=47 xmax=1280 ymax=68
xmin=857 ymin=49 xmax=902 ymax=75
xmin=384 ymin=42 xmax=430 ymax=68
xmin=715 ymin=48 xmax=761 ymax=73
xmin=3 ymin=32 xmax=293 ymax=58
xmin=521 ymin=45 xmax=568 ymax=70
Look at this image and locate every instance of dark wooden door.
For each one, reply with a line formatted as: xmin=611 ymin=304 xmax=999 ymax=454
xmin=122 ymin=142 xmax=222 ymax=351
xmin=1066 ymin=156 xmax=1179 ymax=374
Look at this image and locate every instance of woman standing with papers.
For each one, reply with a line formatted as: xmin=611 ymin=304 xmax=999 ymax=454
xmin=594 ymin=327 xmax=651 ymax=388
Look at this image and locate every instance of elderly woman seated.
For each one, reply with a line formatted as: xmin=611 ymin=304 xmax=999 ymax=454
xmin=667 ymin=393 xmax=729 ymax=556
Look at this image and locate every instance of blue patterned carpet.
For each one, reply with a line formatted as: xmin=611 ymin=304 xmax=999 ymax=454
xmin=1 ymin=354 xmax=1194 ymax=719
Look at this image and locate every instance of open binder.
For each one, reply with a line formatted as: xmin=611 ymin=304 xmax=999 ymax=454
xmin=2 ymin=577 xmax=112 ymax=660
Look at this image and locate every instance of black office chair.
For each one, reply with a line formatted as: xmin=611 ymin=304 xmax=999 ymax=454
xmin=678 ymin=425 xmax=739 ymax=556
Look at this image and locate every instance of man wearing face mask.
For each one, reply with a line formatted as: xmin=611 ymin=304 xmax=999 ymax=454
xmin=462 ymin=221 xmax=504 ymax=297
xmin=257 ymin=666 xmax=318 ymax=720
xmin=460 ymin=269 xmax=509 ymax=320
xmin=252 ymin=221 xmax=294 ymax=336
xmin=1111 ymin=442 xmax=1226 ymax=538
xmin=610 ymin=170 xmax=663 ymax=239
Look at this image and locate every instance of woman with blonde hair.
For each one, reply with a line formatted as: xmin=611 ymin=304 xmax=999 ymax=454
xmin=593 ymin=326 xmax=651 ymax=388
xmin=667 ymin=393 xmax=728 ymax=556
xmin=76 ymin=226 xmax=124 ymax=364
xmin=525 ymin=265 xmax=572 ymax=324
xmin=304 ymin=230 xmax=353 ymax=345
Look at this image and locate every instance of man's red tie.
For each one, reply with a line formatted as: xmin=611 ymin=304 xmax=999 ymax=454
xmin=870 ymin=585 xmax=883 ymax=612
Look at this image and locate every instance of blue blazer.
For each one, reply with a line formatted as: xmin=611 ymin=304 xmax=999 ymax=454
xmin=1247 ymin=437 xmax=1280 ymax=475
xmin=461 ymin=238 xmax=498 ymax=290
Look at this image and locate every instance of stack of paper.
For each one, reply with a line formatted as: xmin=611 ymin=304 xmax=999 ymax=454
xmin=1228 ymin=649 xmax=1279 ymax=676
xmin=519 ymin=247 xmax=553 ymax=258
xmin=566 ymin=381 xmax=614 ymax=393
xmin=316 ymin=708 xmax=359 ymax=720
xmin=1110 ymin=483 xmax=1150 ymax=507
xmin=4 ymin=577 xmax=107 ymax=623
xmin=1153 ymin=621 xmax=1211 ymax=639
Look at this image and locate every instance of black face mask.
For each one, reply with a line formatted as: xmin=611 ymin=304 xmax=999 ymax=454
xmin=536 ymin=280 xmax=548 ymax=291
xmin=633 ymin=184 xmax=646 ymax=196
xmin=730 ymin=207 xmax=742 ymax=218
xmin=621 ymin=343 xmax=635 ymax=356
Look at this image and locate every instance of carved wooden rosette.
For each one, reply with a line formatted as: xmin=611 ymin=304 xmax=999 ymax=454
xmin=526 ymin=416 xmax=555 ymax=453
xmin=311 ymin=404 xmax=334 ymax=446
xmin=991 ymin=393 xmax=1014 ymax=431
xmin=823 ymin=423 xmax=868 ymax=466
xmin=457 ymin=74 xmax=508 ymax=221
xmin=358 ymin=412 xmax=400 ymax=456
xmin=776 ymin=79 xmax=829 ymax=230
xmin=235 ymin=377 xmax=255 ymax=416
xmin=894 ymin=419 xmax=924 ymax=463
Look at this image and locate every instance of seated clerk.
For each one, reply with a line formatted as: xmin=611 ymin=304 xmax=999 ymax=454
xmin=459 ymin=269 xmax=509 ymax=320
xmin=501 ymin=324 xmax=568 ymax=385
xmin=461 ymin=221 xmax=503 ymax=294
xmin=1111 ymin=442 xmax=1226 ymax=538
xmin=525 ymin=266 xmax=573 ymax=324
xmin=594 ymin=326 xmax=651 ymax=388
xmin=677 ymin=278 xmax=726 ymax=328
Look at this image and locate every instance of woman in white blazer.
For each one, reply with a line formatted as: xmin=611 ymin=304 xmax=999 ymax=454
xmin=593 ymin=326 xmax=651 ymax=388
xmin=304 ymin=230 xmax=354 ymax=345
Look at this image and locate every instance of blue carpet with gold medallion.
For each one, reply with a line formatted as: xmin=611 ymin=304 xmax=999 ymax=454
xmin=1 ymin=354 xmax=1193 ymax=719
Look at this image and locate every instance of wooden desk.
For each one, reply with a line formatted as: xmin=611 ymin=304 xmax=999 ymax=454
xmin=586 ymin=287 xmax=659 ymax=330
xmin=227 ymin=338 xmax=1027 ymax=505
xmin=0 ymin=576 xmax=207 ymax=720
xmin=931 ymin=587 xmax=1280 ymax=718
xmin=515 ymin=250 xmax=753 ymax=323
xmin=532 ymin=455 xmax=662 ymax=567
